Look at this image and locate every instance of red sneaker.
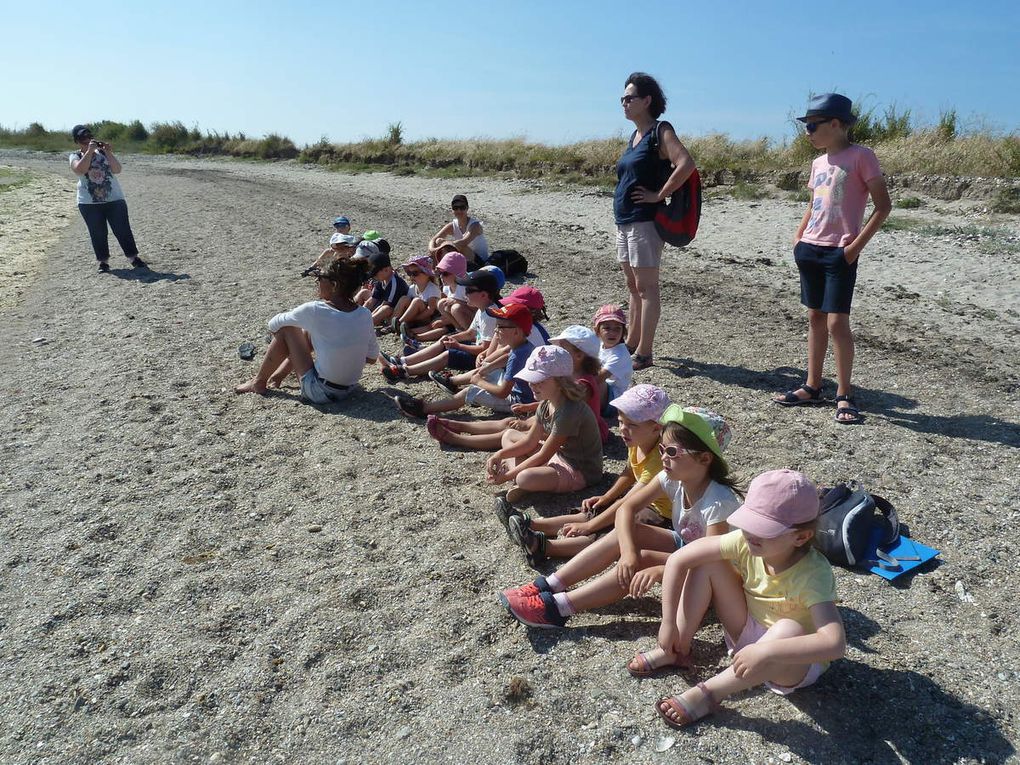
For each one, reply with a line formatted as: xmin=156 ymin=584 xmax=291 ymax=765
xmin=506 ymin=589 xmax=566 ymax=629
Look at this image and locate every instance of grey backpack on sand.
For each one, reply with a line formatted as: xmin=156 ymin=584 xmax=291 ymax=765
xmin=814 ymin=483 xmax=899 ymax=568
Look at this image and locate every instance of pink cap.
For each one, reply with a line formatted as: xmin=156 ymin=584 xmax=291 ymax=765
xmin=436 ymin=251 xmax=468 ymax=278
xmin=610 ymin=384 xmax=670 ymax=422
xmin=727 ymin=470 xmax=820 ymax=539
xmin=592 ymin=304 xmax=626 ymax=329
xmin=514 ymin=345 xmax=574 ymax=383
xmin=401 ymin=254 xmax=434 ymax=277
xmin=503 ymin=285 xmax=545 ymax=310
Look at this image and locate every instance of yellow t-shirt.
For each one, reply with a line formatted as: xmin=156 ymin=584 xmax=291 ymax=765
xmin=718 ymin=529 xmax=837 ymax=634
xmin=628 ymin=445 xmax=672 ymax=520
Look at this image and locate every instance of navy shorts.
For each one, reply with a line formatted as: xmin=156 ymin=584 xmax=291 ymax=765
xmin=447 ymin=347 xmax=477 ymax=371
xmin=794 ymin=241 xmax=858 ymax=314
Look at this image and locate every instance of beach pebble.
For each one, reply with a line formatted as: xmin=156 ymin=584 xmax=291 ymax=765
xmin=396 ymin=725 xmax=411 ymax=739
xmin=779 ymin=753 xmax=793 ymax=763
xmin=307 ymin=524 xmax=323 ymax=533
xmin=654 ymin=737 xmax=675 ymax=752
xmin=630 ymin=735 xmax=642 ymax=747
xmin=954 ymin=580 xmax=975 ymax=603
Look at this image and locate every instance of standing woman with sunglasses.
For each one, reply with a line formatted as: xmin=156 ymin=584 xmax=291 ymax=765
xmin=499 ymin=406 xmax=741 ymax=632
xmin=428 ymin=194 xmax=490 ymax=267
xmin=614 ymin=73 xmax=696 ymax=370
xmin=69 ymin=124 xmax=146 ymax=272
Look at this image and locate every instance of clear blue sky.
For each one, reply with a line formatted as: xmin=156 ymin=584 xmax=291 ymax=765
xmin=3 ymin=0 xmax=1018 ymax=146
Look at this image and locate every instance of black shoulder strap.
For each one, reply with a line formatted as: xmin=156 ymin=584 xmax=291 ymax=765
xmin=649 ymin=120 xmax=661 ymax=154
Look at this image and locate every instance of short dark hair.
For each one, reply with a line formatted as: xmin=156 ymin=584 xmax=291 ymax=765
xmin=625 ymin=72 xmax=667 ymax=119
xmin=451 ymin=194 xmax=468 ymax=208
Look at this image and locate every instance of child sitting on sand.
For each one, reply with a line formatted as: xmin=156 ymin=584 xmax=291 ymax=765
xmin=502 ymin=385 xmax=673 ymax=566
xmin=485 ymin=345 xmax=603 ymax=503
xmin=393 ymin=303 xmax=535 ymax=418
xmin=379 ymin=270 xmax=502 ymax=382
xmin=235 ymin=256 xmax=378 ymax=404
xmin=498 ymin=405 xmax=738 ymax=628
xmin=317 ymin=232 xmax=359 ymax=265
xmin=593 ymin=304 xmax=634 ymax=413
xmin=549 ymin=325 xmax=610 ymax=443
xmin=410 ymin=250 xmax=475 ymax=340
xmin=772 ymin=93 xmax=890 ymax=425
xmin=389 ymin=255 xmax=442 ymax=333
xmin=358 ymin=250 xmax=409 ymax=326
xmin=647 ymin=470 xmax=844 ymax=730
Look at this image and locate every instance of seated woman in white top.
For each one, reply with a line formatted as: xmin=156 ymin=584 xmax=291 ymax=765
xmin=428 ymin=194 xmax=490 ymax=266
xmin=235 ymin=256 xmax=379 ymax=404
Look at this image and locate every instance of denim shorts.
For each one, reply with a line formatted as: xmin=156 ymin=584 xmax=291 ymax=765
xmin=300 ymin=369 xmax=355 ymax=405
xmin=794 ymin=241 xmax=858 ymax=314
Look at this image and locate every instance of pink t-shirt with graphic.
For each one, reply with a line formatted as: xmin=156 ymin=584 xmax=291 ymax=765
xmin=801 ymin=145 xmax=883 ymax=247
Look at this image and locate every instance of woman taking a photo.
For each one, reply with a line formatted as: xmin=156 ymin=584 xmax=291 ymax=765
xmin=69 ymin=124 xmax=146 ymax=272
xmin=614 ymin=73 xmax=695 ymax=370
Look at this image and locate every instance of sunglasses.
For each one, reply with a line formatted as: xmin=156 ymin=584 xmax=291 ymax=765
xmin=804 ymin=120 xmax=831 ymax=134
xmin=405 ymin=269 xmax=423 ymax=276
xmin=465 ymin=287 xmax=482 ymax=294
xmin=620 ymin=95 xmax=641 ymax=105
xmin=495 ymin=323 xmax=519 ymax=331
xmin=658 ymin=444 xmax=698 ymax=459
xmin=451 ymin=204 xmax=467 ymax=211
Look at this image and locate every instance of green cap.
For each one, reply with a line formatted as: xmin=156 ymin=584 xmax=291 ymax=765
xmin=659 ymin=404 xmax=732 ymax=472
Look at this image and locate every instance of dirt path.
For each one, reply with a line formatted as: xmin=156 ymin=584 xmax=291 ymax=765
xmin=0 ymin=151 xmax=1017 ymax=764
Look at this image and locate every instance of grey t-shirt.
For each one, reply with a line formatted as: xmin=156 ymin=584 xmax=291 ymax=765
xmin=537 ymin=397 xmax=603 ymax=485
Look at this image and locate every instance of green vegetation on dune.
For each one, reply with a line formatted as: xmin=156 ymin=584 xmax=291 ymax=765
xmin=2 ymin=107 xmax=1019 ymax=182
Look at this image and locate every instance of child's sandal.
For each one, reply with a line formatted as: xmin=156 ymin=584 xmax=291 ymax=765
xmin=627 ymin=646 xmax=693 ymax=678
xmin=655 ymin=682 xmax=717 ymax=730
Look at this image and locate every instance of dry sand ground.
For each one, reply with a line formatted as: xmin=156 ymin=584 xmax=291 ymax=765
xmin=1 ymin=150 xmax=1018 ymax=765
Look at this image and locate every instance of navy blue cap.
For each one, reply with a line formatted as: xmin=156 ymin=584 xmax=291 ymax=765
xmin=333 ymin=216 xmax=350 ymax=227
xmin=797 ymin=93 xmax=857 ymax=125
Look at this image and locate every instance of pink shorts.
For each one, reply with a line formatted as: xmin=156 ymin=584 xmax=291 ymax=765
xmin=724 ymin=615 xmax=826 ymax=695
xmin=547 ymin=453 xmax=588 ymax=493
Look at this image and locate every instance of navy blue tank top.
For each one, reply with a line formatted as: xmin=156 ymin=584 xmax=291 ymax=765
xmin=614 ymin=122 xmax=667 ymax=225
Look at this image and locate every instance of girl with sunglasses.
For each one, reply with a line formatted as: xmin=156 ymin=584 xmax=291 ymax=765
xmin=498 ymin=405 xmax=740 ymax=631
xmin=388 ymin=255 xmax=441 ymax=335
xmin=427 ymin=194 xmax=490 ymax=267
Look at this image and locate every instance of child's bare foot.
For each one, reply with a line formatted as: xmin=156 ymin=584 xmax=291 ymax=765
xmin=234 ymin=378 xmax=268 ymax=395
xmin=267 ymin=374 xmax=286 ymax=389
xmin=627 ymin=645 xmax=692 ymax=678
xmin=655 ymin=682 xmax=716 ymax=729
xmin=438 ymin=417 xmax=465 ymax=433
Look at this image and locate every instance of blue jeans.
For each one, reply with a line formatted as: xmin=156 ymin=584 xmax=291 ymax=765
xmin=78 ymin=199 xmax=138 ymax=262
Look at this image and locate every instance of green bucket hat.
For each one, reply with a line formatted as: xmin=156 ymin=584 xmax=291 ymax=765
xmin=659 ymin=404 xmax=732 ymax=472
xmin=362 ymin=230 xmax=381 ymax=241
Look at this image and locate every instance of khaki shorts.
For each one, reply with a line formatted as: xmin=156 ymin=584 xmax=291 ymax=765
xmin=616 ymin=221 xmax=664 ymax=268
xmin=547 ymin=452 xmax=588 ymax=493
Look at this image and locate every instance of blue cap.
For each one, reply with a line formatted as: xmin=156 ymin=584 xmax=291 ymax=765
xmin=479 ymin=264 xmax=506 ymax=289
xmin=797 ymin=93 xmax=857 ymax=125
xmin=333 ymin=216 xmax=350 ymax=227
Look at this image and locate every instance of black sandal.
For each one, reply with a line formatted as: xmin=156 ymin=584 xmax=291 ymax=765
xmin=774 ymin=384 xmax=824 ymax=407
xmin=834 ymin=394 xmax=864 ymax=425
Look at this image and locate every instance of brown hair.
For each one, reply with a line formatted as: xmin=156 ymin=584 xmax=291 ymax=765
xmin=661 ymin=421 xmax=744 ymax=498
xmin=320 ymin=256 xmax=369 ymax=301
xmin=557 ymin=340 xmax=600 ymax=376
xmin=553 ymin=376 xmax=589 ymax=402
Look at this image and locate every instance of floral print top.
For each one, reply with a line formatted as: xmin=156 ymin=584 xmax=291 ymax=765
xmin=69 ymin=150 xmax=125 ymax=204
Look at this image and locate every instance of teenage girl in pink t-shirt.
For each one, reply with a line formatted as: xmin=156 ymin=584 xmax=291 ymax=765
xmin=773 ymin=93 xmax=891 ymax=425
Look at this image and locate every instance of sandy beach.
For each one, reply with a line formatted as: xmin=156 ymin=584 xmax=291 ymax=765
xmin=0 ymin=150 xmax=1017 ymax=764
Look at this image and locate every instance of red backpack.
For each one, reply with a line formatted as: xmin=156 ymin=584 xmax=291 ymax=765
xmin=649 ymin=121 xmax=702 ymax=248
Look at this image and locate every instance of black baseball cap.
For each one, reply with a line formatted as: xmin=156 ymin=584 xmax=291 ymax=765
xmin=456 ymin=269 xmax=500 ymax=297
xmin=71 ymin=125 xmax=92 ymax=140
xmin=368 ymin=251 xmax=392 ymax=276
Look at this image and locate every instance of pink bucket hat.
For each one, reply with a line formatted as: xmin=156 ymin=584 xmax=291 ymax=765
xmin=727 ymin=470 xmax=820 ymax=539
xmin=592 ymin=304 xmax=627 ymax=329
xmin=610 ymin=384 xmax=671 ymax=423
xmin=436 ymin=251 xmax=468 ymax=278
xmin=503 ymin=285 xmax=545 ymax=310
xmin=401 ymin=254 xmax=434 ymax=277
xmin=514 ymin=345 xmax=574 ymax=383
xmin=549 ymin=325 xmax=601 ymax=360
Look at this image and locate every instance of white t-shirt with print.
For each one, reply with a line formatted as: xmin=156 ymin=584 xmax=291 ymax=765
xmin=469 ymin=303 xmax=499 ymax=343
xmin=657 ymin=473 xmax=739 ymax=542
xmin=443 ymin=283 xmax=469 ymax=301
xmin=69 ymin=150 xmax=125 ymax=204
xmin=409 ymin=281 xmax=442 ymax=302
